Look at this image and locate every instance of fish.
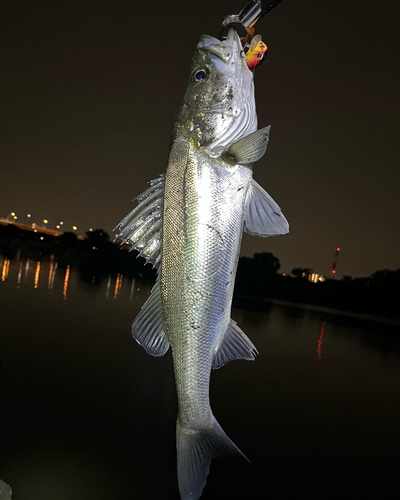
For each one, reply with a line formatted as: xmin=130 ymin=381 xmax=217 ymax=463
xmin=245 ymin=34 xmax=268 ymax=70
xmin=115 ymin=27 xmax=288 ymax=500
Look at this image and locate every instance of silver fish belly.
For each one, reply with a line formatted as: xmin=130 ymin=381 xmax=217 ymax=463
xmin=115 ymin=28 xmax=289 ymax=500
xmin=162 ymin=135 xmax=252 ymax=425
xmin=162 ymin=134 xmax=254 ymax=499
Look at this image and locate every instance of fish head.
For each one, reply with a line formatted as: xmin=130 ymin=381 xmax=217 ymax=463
xmin=179 ymin=28 xmax=257 ymax=153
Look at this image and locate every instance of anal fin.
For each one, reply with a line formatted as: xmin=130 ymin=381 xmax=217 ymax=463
xmin=212 ymin=320 xmax=258 ymax=370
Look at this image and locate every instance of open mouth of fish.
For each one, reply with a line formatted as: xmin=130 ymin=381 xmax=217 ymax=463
xmin=197 ymin=28 xmax=249 ymax=69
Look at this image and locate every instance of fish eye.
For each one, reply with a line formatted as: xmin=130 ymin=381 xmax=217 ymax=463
xmin=194 ymin=69 xmax=207 ymax=82
xmin=257 ymin=53 xmax=264 ymax=60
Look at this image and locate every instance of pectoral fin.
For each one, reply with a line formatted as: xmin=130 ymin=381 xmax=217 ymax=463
xmin=224 ymin=126 xmax=271 ymax=165
xmin=131 ymin=277 xmax=169 ymax=356
xmin=244 ymin=179 xmax=289 ymax=237
xmin=212 ymin=320 xmax=258 ymax=369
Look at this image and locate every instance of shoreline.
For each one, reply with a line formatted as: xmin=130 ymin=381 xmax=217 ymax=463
xmin=234 ymin=295 xmax=400 ymax=327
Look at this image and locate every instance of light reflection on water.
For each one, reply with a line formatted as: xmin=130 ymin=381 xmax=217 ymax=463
xmin=113 ymin=273 xmax=123 ymax=300
xmin=0 ymin=256 xmax=145 ymax=303
xmin=33 ymin=261 xmax=40 ymax=289
xmin=1 ymin=255 xmax=400 ymax=499
xmin=62 ymin=265 xmax=70 ymax=299
xmin=1 ymin=256 xmax=10 ymax=281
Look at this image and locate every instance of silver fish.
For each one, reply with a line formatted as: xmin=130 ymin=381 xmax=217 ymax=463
xmin=116 ymin=28 xmax=288 ymax=500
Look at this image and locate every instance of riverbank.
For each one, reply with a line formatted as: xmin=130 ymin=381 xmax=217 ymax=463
xmin=234 ymin=295 xmax=400 ymax=327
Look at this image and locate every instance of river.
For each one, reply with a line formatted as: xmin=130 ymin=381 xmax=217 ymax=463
xmin=1 ymin=255 xmax=399 ymax=499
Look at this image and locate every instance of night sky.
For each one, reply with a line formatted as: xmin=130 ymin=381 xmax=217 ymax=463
xmin=1 ymin=0 xmax=399 ymax=278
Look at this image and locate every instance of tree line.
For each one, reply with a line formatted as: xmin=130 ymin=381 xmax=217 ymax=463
xmin=1 ymin=224 xmax=399 ymax=319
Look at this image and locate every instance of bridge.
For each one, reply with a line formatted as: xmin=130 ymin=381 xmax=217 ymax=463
xmin=0 ymin=219 xmax=83 ymax=239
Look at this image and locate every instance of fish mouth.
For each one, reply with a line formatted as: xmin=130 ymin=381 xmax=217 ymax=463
xmin=197 ymin=28 xmax=243 ymax=63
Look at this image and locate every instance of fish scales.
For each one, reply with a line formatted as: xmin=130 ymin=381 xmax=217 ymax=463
xmin=115 ymin=28 xmax=289 ymax=500
xmin=162 ymin=134 xmax=252 ymax=427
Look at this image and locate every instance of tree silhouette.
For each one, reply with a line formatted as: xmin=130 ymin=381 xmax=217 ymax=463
xmin=253 ymin=252 xmax=281 ymax=274
xmin=291 ymin=267 xmax=313 ymax=279
xmin=0 ymin=223 xmax=23 ymax=257
xmin=59 ymin=231 xmax=78 ymax=248
xmin=84 ymin=229 xmax=110 ymax=248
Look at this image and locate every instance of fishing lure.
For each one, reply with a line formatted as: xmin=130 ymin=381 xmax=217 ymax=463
xmin=245 ymin=34 xmax=268 ymax=69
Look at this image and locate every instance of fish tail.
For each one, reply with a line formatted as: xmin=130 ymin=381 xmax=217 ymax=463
xmin=176 ymin=414 xmax=249 ymax=500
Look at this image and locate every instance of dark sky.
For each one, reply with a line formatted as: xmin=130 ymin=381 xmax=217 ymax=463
xmin=1 ymin=0 xmax=399 ymax=277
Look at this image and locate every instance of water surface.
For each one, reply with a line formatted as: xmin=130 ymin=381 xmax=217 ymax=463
xmin=1 ymin=256 xmax=399 ymax=499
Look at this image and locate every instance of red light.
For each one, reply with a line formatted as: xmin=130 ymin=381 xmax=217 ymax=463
xmin=336 ymin=247 xmax=341 ymax=252
xmin=332 ymin=270 xmax=337 ymax=274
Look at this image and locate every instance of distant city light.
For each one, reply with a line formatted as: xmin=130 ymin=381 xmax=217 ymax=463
xmin=43 ymin=219 xmax=48 ymax=224
xmin=27 ymin=213 xmax=31 ymax=218
xmin=10 ymin=212 xmax=15 ymax=216
xmin=56 ymin=225 xmax=60 ymax=229
xmin=72 ymin=225 xmax=78 ymax=231
xmin=332 ymin=270 xmax=337 ymax=275
xmin=336 ymin=247 xmax=341 ymax=252
xmin=13 ymin=216 xmax=17 ymax=220
xmin=40 ymin=236 xmax=44 ymax=240
xmin=89 ymin=228 xmax=93 ymax=232
xmin=60 ymin=221 xmax=64 ymax=225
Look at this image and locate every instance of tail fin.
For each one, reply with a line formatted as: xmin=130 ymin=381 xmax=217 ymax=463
xmin=177 ymin=415 xmax=249 ymax=500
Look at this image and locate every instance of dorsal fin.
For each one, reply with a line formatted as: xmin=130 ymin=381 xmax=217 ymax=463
xmin=114 ymin=174 xmax=164 ymax=269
